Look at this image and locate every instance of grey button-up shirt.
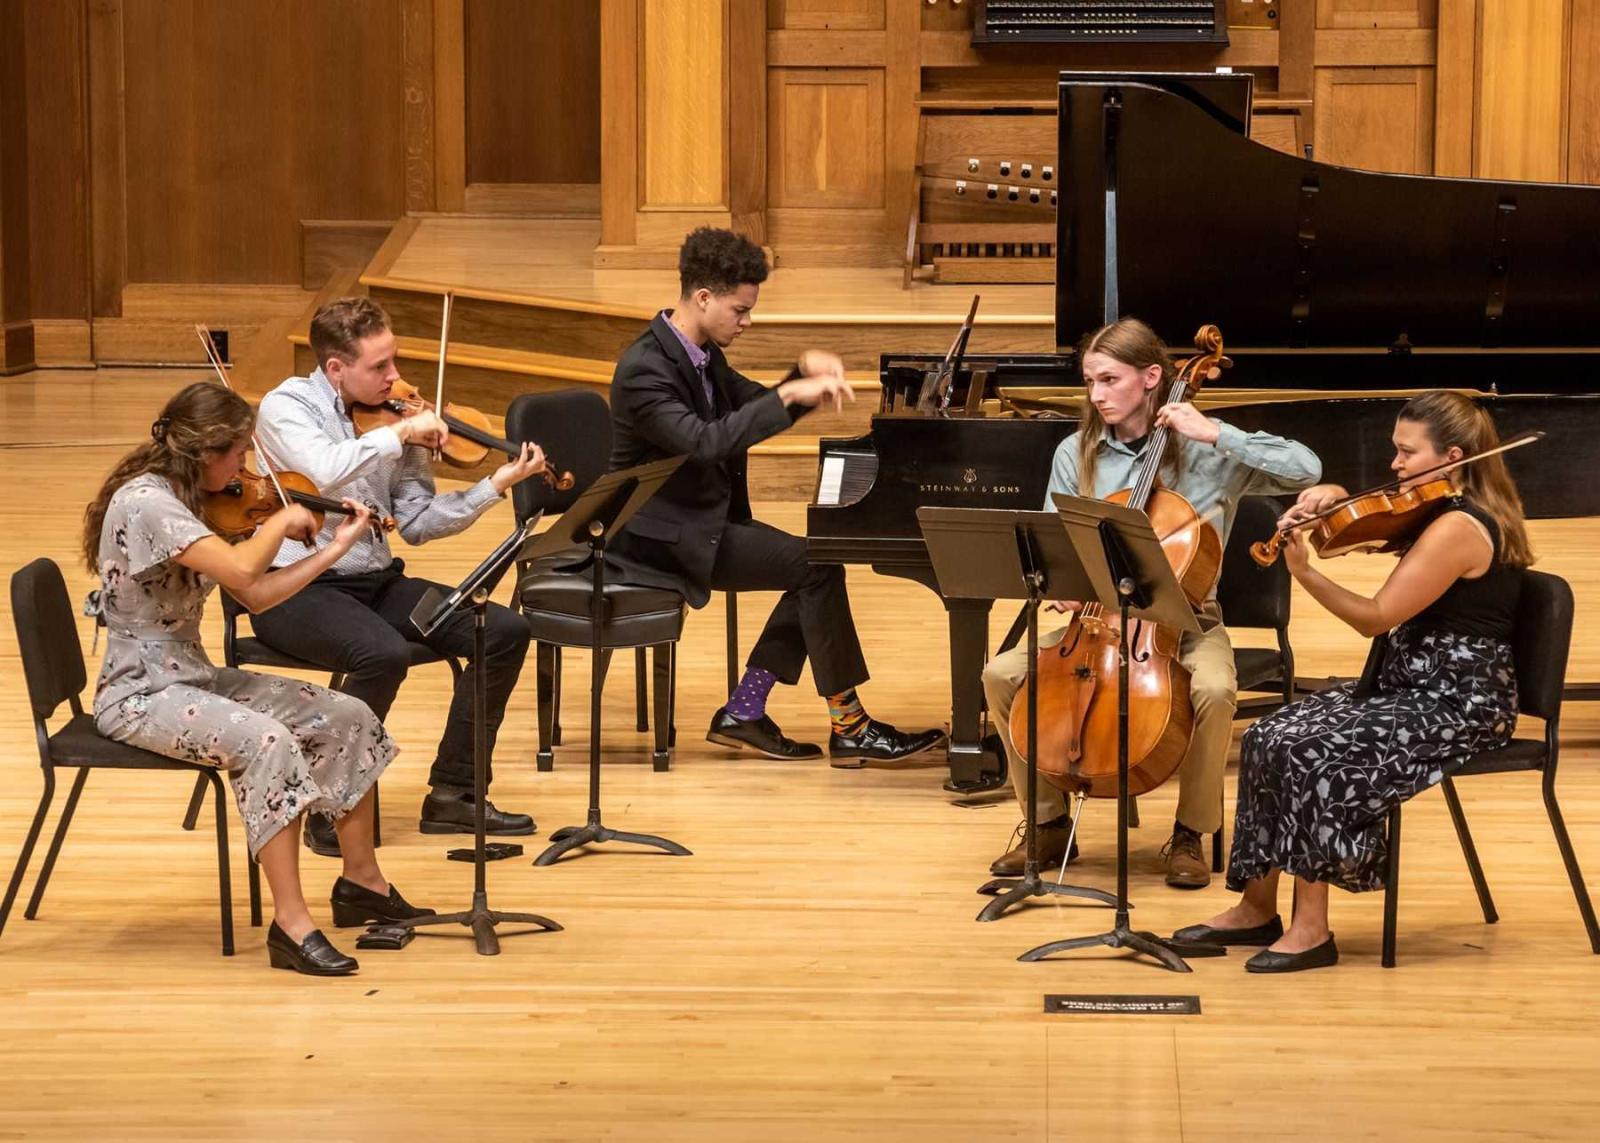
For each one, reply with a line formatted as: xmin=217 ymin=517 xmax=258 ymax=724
xmin=255 ymin=368 xmax=503 ymax=574
xmin=1046 ymin=419 xmax=1322 ymax=548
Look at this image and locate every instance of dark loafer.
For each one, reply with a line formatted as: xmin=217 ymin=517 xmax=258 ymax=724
xmin=302 ymin=813 xmax=341 ymax=858
xmin=266 ymin=922 xmax=358 ymax=976
xmin=989 ymin=825 xmax=1080 ymax=877
xmin=329 ymin=877 xmax=437 ymax=928
xmin=1245 ymin=934 xmax=1339 ymax=973
xmin=1171 ymin=915 xmax=1285 ymax=946
xmin=706 ymin=708 xmax=823 ymax=760
xmin=828 ymin=720 xmax=945 ymax=765
xmin=419 ymin=791 xmax=536 ymax=836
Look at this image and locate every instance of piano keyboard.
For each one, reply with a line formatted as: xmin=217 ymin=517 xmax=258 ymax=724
xmin=813 ymin=448 xmax=879 ymax=508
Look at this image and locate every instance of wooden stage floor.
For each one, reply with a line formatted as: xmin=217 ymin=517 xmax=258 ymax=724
xmin=3 ymin=370 xmax=1600 ymax=1141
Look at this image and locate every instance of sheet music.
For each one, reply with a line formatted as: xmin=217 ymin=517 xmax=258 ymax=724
xmin=816 ymin=455 xmax=845 ymax=506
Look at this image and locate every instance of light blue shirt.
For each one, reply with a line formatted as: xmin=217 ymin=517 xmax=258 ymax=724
xmin=1046 ymin=419 xmax=1322 ymax=548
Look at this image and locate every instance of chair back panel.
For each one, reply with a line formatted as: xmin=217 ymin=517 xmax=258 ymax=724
xmin=1216 ymin=496 xmax=1291 ymax=629
xmin=10 ymin=558 xmax=87 ymax=720
xmin=1512 ymin=569 xmax=1572 ymax=721
xmin=506 ymin=390 xmax=613 ymax=523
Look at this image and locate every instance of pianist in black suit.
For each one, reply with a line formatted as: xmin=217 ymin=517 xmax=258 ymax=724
xmin=606 ymin=227 xmax=943 ymax=764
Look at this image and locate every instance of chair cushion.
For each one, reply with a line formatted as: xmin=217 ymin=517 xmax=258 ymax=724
xmin=1234 ymin=647 xmax=1287 ymax=693
xmin=232 ymin=636 xmax=446 ymax=673
xmin=1455 ymin=738 xmax=1548 ymax=775
xmin=518 ymin=571 xmax=686 ymax=649
xmin=48 ymin=713 xmax=207 ymax=770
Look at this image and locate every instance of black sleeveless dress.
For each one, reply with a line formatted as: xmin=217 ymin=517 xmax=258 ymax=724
xmin=1227 ymin=501 xmax=1520 ymax=893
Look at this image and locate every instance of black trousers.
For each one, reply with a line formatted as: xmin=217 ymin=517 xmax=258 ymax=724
xmin=707 ymin=520 xmax=868 ymax=697
xmin=251 ymin=559 xmax=531 ymax=791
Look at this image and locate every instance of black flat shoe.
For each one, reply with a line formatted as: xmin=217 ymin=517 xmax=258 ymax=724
xmin=330 ymin=877 xmax=437 ymax=928
xmin=828 ymin=720 xmax=945 ymax=765
xmin=266 ymin=922 xmax=358 ymax=976
xmin=419 ymin=791 xmax=536 ymax=835
xmin=1171 ymin=915 xmax=1285 ymax=946
xmin=706 ymin=708 xmax=823 ymax=760
xmin=302 ymin=813 xmax=341 ymax=858
xmin=1245 ymin=934 xmax=1339 ymax=974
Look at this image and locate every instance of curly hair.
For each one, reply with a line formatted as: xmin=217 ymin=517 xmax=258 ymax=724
xmin=82 ymin=382 xmax=254 ymax=573
xmin=678 ymin=227 xmax=769 ymax=297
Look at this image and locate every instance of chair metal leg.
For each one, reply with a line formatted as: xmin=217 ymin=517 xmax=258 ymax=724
xmin=1211 ymin=824 xmax=1224 ymax=874
xmin=535 ymin=641 xmax=557 ymax=771
xmin=1382 ymin=804 xmax=1402 ymax=968
xmin=551 ymin=645 xmax=563 ymax=746
xmin=25 ymin=768 xmax=89 ymax=920
xmin=1440 ymin=776 xmax=1497 ymax=924
xmin=0 ymin=770 xmax=56 ymax=937
xmin=1542 ymin=770 xmax=1600 ymax=954
xmin=725 ymin=591 xmax=739 ymax=695
xmin=668 ymin=642 xmax=678 ymax=748
xmin=248 ymin=853 xmax=262 ymax=928
xmin=1128 ymin=796 xmax=1140 ymax=829
xmin=181 ymin=772 xmax=207 ymax=830
xmin=207 ymin=770 xmax=235 ymax=956
xmin=634 ymin=647 xmax=649 ymax=731
xmin=371 ymin=783 xmax=382 ymax=850
xmin=652 ymin=643 xmax=673 ymax=771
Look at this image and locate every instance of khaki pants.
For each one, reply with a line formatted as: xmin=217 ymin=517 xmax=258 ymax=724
xmin=980 ymin=603 xmax=1237 ymax=834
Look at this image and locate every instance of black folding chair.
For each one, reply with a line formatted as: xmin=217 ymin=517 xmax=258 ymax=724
xmin=505 ymin=388 xmax=740 ymax=771
xmin=1379 ymin=569 xmax=1600 ymax=966
xmin=1218 ymin=496 xmax=1296 ymax=719
xmin=2 ymin=558 xmax=261 ymax=955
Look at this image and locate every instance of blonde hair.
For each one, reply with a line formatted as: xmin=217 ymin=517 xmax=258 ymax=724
xmin=1397 ymin=390 xmax=1534 ymax=568
xmin=1075 ymin=317 xmax=1181 ymax=497
xmin=82 ymin=382 xmax=254 ymax=573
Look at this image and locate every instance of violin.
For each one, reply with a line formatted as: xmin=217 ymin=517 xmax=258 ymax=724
xmin=348 ymin=379 xmax=574 ymax=491
xmin=1249 ymin=429 xmax=1543 ymax=567
xmin=203 ymin=465 xmax=396 ymax=542
xmin=1014 ymin=324 xmax=1230 ymax=798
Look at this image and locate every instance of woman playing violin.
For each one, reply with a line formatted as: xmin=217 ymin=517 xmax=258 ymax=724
xmin=83 ymin=381 xmax=432 ymax=976
xmin=1175 ymin=390 xmax=1533 ymax=971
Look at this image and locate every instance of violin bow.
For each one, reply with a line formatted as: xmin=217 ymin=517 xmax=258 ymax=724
xmin=432 ymin=291 xmax=454 ymax=463
xmin=194 ymin=324 xmax=296 ymax=514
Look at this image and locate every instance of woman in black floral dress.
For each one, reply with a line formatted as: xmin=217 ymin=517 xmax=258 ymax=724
xmin=1174 ymin=391 xmax=1533 ymax=972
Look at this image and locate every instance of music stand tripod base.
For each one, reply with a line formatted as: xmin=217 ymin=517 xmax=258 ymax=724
xmin=975 ymin=788 xmax=1117 ymax=921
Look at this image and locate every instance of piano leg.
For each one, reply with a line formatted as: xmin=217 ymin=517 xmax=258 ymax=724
xmin=944 ymin=598 xmax=1007 ymax=795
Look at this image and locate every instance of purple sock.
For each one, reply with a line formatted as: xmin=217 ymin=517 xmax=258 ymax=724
xmin=726 ymin=667 xmax=778 ymax=720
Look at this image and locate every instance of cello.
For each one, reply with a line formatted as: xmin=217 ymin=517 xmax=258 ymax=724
xmin=1012 ymin=325 xmax=1230 ymax=797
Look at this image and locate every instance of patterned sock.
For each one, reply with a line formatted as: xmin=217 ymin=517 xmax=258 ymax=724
xmin=826 ymin=688 xmax=871 ymax=737
xmin=726 ymin=667 xmax=778 ymax=721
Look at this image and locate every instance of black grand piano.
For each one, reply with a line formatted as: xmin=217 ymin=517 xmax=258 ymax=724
xmin=808 ymin=72 xmax=1600 ymax=794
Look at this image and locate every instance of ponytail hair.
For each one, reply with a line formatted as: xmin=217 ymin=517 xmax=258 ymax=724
xmin=82 ymin=382 xmax=254 ymax=573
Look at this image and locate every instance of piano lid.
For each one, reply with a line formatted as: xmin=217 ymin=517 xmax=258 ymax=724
xmin=1055 ymin=73 xmax=1600 ymax=353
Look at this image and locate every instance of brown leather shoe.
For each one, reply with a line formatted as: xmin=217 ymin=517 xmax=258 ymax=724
xmin=1162 ymin=823 xmax=1211 ymax=889
xmin=989 ymin=820 xmax=1079 ymax=877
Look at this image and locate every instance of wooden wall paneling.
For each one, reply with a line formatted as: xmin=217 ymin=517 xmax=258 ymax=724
xmin=1251 ymin=111 xmax=1305 ymax=155
xmin=1313 ymin=66 xmax=1435 ymax=173
xmin=883 ymin=0 xmax=919 ymax=253
xmin=730 ymin=0 xmax=768 ymax=242
xmin=767 ymin=68 xmax=884 ymax=209
xmin=1433 ymin=0 xmax=1476 ymax=176
xmin=23 ymin=0 xmax=89 ymax=323
xmin=0 ymin=0 xmax=35 ymax=372
xmin=402 ymin=0 xmax=437 ymax=214
xmin=1281 ymin=0 xmax=1318 ymax=96
xmin=300 ymin=220 xmax=394 ymax=290
xmin=600 ymin=0 xmax=640 ymax=247
xmin=1317 ymin=0 xmax=1438 ymax=28
xmin=464 ymin=0 xmax=601 ymax=187
xmin=1476 ymin=0 xmax=1568 ymax=183
xmin=87 ymin=0 xmax=125 ymax=317
xmin=641 ymin=0 xmax=727 ymax=209
xmin=1570 ymin=0 xmax=1600 ymax=184
xmin=434 ymin=0 xmax=467 ymax=211
xmin=770 ymin=0 xmax=885 ymax=30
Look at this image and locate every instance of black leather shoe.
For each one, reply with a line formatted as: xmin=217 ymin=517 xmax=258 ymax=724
xmin=266 ymin=922 xmax=358 ymax=976
xmin=1245 ymin=934 xmax=1339 ymax=973
xmin=706 ymin=708 xmax=823 ymax=760
xmin=329 ymin=877 xmax=437 ymax=928
xmin=1171 ymin=915 xmax=1285 ymax=947
xmin=303 ymin=813 xmax=340 ymax=858
xmin=828 ymin=720 xmax=945 ymax=766
xmin=418 ymin=790 xmax=536 ymax=836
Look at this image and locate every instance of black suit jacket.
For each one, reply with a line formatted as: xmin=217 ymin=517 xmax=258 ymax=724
xmin=606 ymin=313 xmax=804 ymax=607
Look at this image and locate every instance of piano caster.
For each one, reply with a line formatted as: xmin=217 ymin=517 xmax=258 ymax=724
xmin=945 ymin=771 xmax=1008 ymax=796
xmin=944 ymin=733 xmax=1009 ymax=795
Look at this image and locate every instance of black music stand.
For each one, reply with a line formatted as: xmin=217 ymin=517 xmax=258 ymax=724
xmin=917 ymin=507 xmax=1119 ymax=923
xmin=530 ymin=457 xmax=693 ymax=866
xmin=393 ymin=517 xmax=562 ymax=956
xmin=1016 ymin=495 xmax=1223 ymax=971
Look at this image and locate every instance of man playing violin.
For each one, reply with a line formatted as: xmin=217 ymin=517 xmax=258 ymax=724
xmin=981 ymin=318 xmax=1322 ymax=889
xmin=252 ymin=297 xmax=547 ymax=854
